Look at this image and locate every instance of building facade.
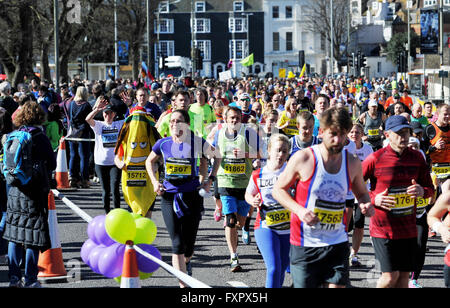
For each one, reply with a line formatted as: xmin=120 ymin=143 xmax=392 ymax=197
xmin=155 ymin=0 xmax=264 ymax=78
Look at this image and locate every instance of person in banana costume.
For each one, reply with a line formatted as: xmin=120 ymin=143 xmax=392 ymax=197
xmin=114 ymin=107 xmax=161 ymax=217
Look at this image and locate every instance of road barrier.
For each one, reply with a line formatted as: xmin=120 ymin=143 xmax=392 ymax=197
xmin=51 ymin=189 xmax=211 ymax=288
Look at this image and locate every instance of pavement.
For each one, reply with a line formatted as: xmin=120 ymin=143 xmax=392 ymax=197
xmin=0 ymin=181 xmax=448 ymax=289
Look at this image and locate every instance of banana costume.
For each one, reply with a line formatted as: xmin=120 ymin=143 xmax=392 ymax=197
xmin=115 ymin=109 xmax=160 ymax=216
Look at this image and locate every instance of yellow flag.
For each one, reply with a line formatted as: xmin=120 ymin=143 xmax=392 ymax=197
xmin=299 ymin=64 xmax=306 ymax=78
xmin=287 ymin=71 xmax=296 ymax=79
xmin=278 ymin=68 xmax=286 ymax=78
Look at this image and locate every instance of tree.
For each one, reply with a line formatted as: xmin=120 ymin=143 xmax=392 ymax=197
xmin=386 ymin=31 xmax=420 ymax=66
xmin=303 ymin=0 xmax=354 ymax=72
xmin=0 ymin=0 xmax=36 ymax=87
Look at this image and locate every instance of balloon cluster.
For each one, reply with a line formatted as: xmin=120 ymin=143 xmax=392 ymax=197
xmin=80 ymin=208 xmax=161 ymax=280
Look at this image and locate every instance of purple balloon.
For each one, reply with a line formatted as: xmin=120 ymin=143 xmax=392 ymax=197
xmin=88 ymin=245 xmax=106 ymax=274
xmin=87 ymin=216 xmax=102 ymax=244
xmin=98 ymin=243 xmax=126 ymax=278
xmin=136 ymin=244 xmax=161 ymax=273
xmin=94 ymin=215 xmax=116 ymax=246
xmin=80 ymin=239 xmax=97 ymax=266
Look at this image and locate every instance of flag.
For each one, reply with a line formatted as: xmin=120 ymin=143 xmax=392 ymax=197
xmin=227 ymin=59 xmax=233 ymax=69
xmin=299 ymin=64 xmax=306 ymax=78
xmin=240 ymin=53 xmax=254 ymax=67
xmin=108 ymin=67 xmax=115 ymax=79
xmin=278 ymin=68 xmax=286 ymax=78
xmin=141 ymin=61 xmax=148 ymax=78
xmin=287 ymin=71 xmax=295 ymax=79
xmin=141 ymin=61 xmax=155 ymax=82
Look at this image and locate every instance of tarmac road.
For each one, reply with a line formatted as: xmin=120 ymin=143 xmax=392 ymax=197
xmin=0 ymin=181 xmax=448 ymax=289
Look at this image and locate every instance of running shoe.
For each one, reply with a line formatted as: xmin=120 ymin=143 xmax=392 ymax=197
xmin=24 ymin=281 xmax=42 ymax=288
xmin=242 ymin=229 xmax=251 ymax=245
xmin=214 ymin=208 xmax=223 ymax=222
xmin=8 ymin=276 xmax=23 ymax=288
xmin=408 ymin=280 xmax=423 ymax=288
xmin=230 ymin=256 xmax=242 ymax=272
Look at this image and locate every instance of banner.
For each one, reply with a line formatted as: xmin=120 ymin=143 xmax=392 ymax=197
xmin=420 ymin=9 xmax=439 ymax=54
xmin=278 ymin=68 xmax=286 ymax=78
xmin=219 ymin=70 xmax=232 ymax=81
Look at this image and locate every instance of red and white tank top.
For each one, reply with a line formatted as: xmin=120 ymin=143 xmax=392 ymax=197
xmin=291 ymin=145 xmax=351 ymax=247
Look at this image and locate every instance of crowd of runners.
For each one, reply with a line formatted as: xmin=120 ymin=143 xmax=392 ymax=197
xmin=0 ymin=73 xmax=448 ymax=288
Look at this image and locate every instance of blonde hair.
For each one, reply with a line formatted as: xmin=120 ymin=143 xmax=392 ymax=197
xmin=74 ymin=86 xmax=89 ymax=102
xmin=267 ymin=133 xmax=290 ymax=159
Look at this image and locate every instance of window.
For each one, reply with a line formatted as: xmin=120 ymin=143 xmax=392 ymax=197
xmin=286 ymin=32 xmax=293 ymax=51
xmin=233 ymin=1 xmax=244 ymax=12
xmin=273 ymin=32 xmax=280 ymax=51
xmin=424 ymin=0 xmax=437 ymax=6
xmin=194 ymin=40 xmax=211 ymax=61
xmin=286 ymin=6 xmax=292 ymax=19
xmin=228 ymin=17 xmax=247 ymax=33
xmin=192 ymin=18 xmax=211 ymax=33
xmin=156 ymin=41 xmax=174 ymax=57
xmin=229 ymin=39 xmax=247 ymax=59
xmin=272 ymin=6 xmax=279 ymax=18
xmin=154 ymin=19 xmax=174 ymax=34
xmin=195 ymin=1 xmax=205 ymax=12
xmin=158 ymin=1 xmax=169 ymax=13
xmin=377 ymin=62 xmax=382 ymax=73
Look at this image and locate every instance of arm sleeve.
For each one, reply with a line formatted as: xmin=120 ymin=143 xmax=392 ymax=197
xmin=151 ymin=138 xmax=163 ymax=156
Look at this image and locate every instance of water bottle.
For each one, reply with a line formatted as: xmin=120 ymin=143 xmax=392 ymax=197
xmin=199 ymin=188 xmax=212 ymax=198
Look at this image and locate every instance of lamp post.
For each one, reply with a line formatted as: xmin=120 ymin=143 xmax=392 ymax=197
xmin=330 ymin=0 xmax=334 ymax=76
xmin=440 ymin=0 xmax=445 ymax=100
xmin=242 ymin=12 xmax=253 ymax=76
xmin=54 ymin=0 xmax=59 ymax=90
xmin=114 ymin=0 xmax=119 ymax=80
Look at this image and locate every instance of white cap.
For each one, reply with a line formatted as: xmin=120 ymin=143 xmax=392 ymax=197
xmin=368 ymin=100 xmax=378 ymax=107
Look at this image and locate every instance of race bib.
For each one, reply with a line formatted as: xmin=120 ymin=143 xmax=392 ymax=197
xmin=223 ymin=158 xmax=246 ymax=175
xmin=367 ymin=129 xmax=379 ymax=137
xmin=261 ymin=204 xmax=291 ymax=231
xmin=101 ymin=128 xmax=119 ymax=148
xmin=416 ymin=196 xmax=429 ymax=215
xmin=126 ymin=165 xmax=147 ymax=187
xmin=388 ymin=187 xmax=415 ymax=217
xmin=432 ymin=163 xmax=450 ymax=179
xmin=166 ymin=158 xmax=192 ymax=176
xmin=285 ymin=127 xmax=299 ymax=136
xmin=313 ymin=199 xmax=345 ymax=231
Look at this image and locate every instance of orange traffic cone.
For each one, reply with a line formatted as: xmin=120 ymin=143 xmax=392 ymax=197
xmin=55 ymin=137 xmax=77 ymax=191
xmin=120 ymin=241 xmax=141 ymax=288
xmin=38 ymin=191 xmax=68 ymax=281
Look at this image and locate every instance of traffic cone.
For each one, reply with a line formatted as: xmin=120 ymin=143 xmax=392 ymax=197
xmin=38 ymin=191 xmax=68 ymax=281
xmin=55 ymin=137 xmax=77 ymax=191
xmin=120 ymin=241 xmax=141 ymax=288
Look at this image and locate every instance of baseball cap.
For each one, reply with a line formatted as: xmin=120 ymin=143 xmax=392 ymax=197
xmin=239 ymin=93 xmax=250 ymax=101
xmin=103 ymin=104 xmax=115 ymax=113
xmin=385 ymin=115 xmax=412 ymax=132
xmin=408 ymin=137 xmax=420 ymax=145
xmin=368 ymin=100 xmax=378 ymax=107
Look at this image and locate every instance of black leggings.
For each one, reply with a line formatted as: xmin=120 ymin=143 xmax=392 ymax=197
xmin=160 ymin=191 xmax=202 ymax=257
xmin=412 ymin=214 xmax=429 ymax=280
xmin=95 ymin=164 xmax=121 ymax=213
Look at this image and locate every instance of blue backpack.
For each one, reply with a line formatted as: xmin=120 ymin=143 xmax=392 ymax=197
xmin=2 ymin=127 xmax=41 ymax=186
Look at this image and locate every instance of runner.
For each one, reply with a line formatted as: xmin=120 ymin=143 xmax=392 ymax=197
xmin=347 ymin=123 xmax=373 ymax=267
xmin=289 ymin=110 xmax=321 ymax=159
xmin=427 ymin=191 xmax=450 ymax=288
xmin=358 ymin=99 xmax=386 ymax=151
xmin=86 ymin=97 xmax=124 ymax=213
xmin=277 ymin=97 xmax=299 ymax=137
xmin=146 ymin=109 xmax=217 ymax=286
xmin=273 ymin=107 xmax=374 ymax=288
xmin=212 ymin=106 xmax=262 ymax=272
xmin=362 ymin=115 xmax=435 ymax=288
xmin=245 ymin=134 xmax=290 ymax=288
xmin=313 ymin=94 xmax=330 ymax=137
xmin=424 ymin=102 xmax=449 ymax=194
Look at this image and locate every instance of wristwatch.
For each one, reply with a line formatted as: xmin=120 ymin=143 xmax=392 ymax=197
xmin=208 ymin=175 xmax=216 ymax=182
